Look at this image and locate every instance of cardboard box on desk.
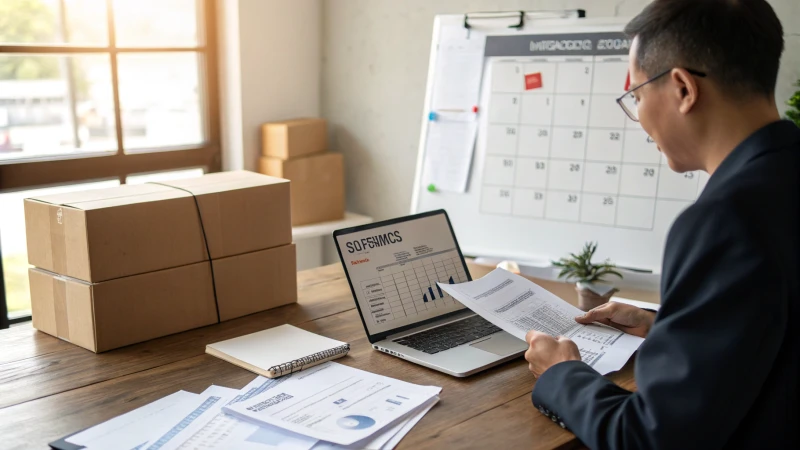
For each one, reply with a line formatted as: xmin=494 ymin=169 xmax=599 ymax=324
xmin=213 ymin=243 xmax=298 ymax=321
xmin=262 ymin=118 xmax=327 ymax=160
xmin=164 ymin=171 xmax=291 ymax=259
xmin=29 ymin=262 xmax=218 ymax=353
xmin=259 ymin=153 xmax=345 ymax=226
xmin=24 ymin=183 xmax=207 ymax=283
xmin=28 ymin=244 xmax=299 ymax=352
xmin=24 ymin=171 xmax=291 ymax=283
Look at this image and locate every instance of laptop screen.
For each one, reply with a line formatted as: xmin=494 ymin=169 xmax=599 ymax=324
xmin=334 ymin=211 xmax=470 ymax=338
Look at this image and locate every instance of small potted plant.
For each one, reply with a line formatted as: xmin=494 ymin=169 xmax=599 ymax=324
xmin=786 ymin=77 xmax=800 ymax=128
xmin=552 ymin=242 xmax=622 ymax=311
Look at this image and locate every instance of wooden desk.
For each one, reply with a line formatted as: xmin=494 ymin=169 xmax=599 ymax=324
xmin=0 ymin=263 xmax=653 ymax=449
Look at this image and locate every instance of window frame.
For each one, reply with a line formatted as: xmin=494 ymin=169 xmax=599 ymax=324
xmin=0 ymin=236 xmax=7 ymax=329
xmin=0 ymin=0 xmax=222 ymax=190
xmin=0 ymin=236 xmax=25 ymax=328
xmin=0 ymin=0 xmax=221 ymax=324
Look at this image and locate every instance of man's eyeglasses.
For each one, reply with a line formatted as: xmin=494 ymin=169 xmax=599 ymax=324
xmin=616 ymin=68 xmax=707 ymax=122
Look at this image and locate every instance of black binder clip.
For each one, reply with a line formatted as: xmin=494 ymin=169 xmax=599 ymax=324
xmin=464 ymin=11 xmax=525 ymax=29
xmin=510 ymin=11 xmax=525 ymax=29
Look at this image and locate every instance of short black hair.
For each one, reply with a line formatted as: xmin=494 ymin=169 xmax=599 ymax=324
xmin=625 ymin=0 xmax=784 ymax=98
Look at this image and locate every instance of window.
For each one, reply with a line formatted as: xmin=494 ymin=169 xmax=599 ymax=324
xmin=0 ymin=0 xmax=221 ymax=326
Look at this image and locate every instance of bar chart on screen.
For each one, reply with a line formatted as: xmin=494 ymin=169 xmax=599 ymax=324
xmin=359 ymin=249 xmax=468 ymax=325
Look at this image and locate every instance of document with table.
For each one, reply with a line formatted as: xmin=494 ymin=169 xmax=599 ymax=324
xmin=439 ymin=268 xmax=644 ymax=375
xmin=169 ymin=379 xmax=317 ymax=450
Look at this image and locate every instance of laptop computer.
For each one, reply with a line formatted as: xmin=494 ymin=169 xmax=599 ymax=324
xmin=333 ymin=209 xmax=527 ymax=377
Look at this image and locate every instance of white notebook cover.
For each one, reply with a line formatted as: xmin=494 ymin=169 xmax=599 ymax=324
xmin=206 ymin=324 xmax=350 ymax=378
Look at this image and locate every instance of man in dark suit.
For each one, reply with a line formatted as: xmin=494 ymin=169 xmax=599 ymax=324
xmin=523 ymin=0 xmax=798 ymax=448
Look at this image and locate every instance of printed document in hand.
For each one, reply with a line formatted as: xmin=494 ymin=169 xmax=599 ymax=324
xmin=223 ymin=362 xmax=442 ymax=446
xmin=439 ymin=268 xmax=644 ymax=375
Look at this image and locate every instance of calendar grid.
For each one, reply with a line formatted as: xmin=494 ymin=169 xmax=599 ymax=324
xmin=512 ymin=64 xmax=523 ymax=189
xmin=475 ymin=196 xmax=687 ymax=230
xmin=541 ymin=61 xmax=560 ymax=217
xmin=488 ymin=184 xmax=697 ymax=197
xmin=481 ymin=51 xmax=699 ymax=230
xmin=578 ymin=58 xmax=597 ymax=223
xmin=612 ymin=118 xmax=625 ymax=227
xmin=650 ymin=155 xmax=663 ymax=229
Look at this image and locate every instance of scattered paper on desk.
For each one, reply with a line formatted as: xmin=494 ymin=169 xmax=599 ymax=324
xmin=57 ymin=365 xmax=438 ymax=449
xmin=63 ymin=381 xmax=318 ymax=450
xmin=224 ymin=362 xmax=442 ymax=446
xmin=174 ymin=377 xmax=318 ymax=450
xmin=439 ymin=269 xmax=644 ymax=375
xmin=373 ymin=397 xmax=438 ymax=450
xmin=423 ymin=118 xmax=478 ymax=193
xmin=66 ymin=391 xmax=198 ymax=449
xmin=148 ymin=385 xmax=239 ymax=450
xmin=432 ymin=27 xmax=486 ymax=110
xmin=312 ymin=397 xmax=439 ymax=450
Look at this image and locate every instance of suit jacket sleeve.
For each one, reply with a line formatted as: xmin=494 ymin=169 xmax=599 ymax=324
xmin=531 ymin=202 xmax=788 ymax=450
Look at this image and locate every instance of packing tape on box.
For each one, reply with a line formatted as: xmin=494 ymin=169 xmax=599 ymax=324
xmin=149 ymin=182 xmax=222 ymax=323
xmin=41 ymin=182 xmax=229 ymax=325
xmin=52 ymin=276 xmax=70 ymax=341
xmin=48 ymin=206 xmax=69 ymax=276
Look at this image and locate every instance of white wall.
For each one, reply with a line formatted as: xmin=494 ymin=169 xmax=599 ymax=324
xmin=321 ymin=0 xmax=800 ymax=221
xmin=218 ymin=0 xmax=322 ymax=171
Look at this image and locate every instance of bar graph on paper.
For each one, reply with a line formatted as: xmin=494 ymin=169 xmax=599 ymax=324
xmin=359 ymin=249 xmax=468 ymax=325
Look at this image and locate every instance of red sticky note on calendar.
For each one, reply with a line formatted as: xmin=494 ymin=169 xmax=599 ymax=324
xmin=525 ymin=72 xmax=543 ymax=90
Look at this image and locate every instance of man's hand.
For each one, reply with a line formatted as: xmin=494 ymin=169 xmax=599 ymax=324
xmin=524 ymin=331 xmax=581 ymax=378
xmin=575 ymin=302 xmax=656 ymax=339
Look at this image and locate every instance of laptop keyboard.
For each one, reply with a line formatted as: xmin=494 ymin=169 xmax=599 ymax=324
xmin=392 ymin=315 xmax=502 ymax=354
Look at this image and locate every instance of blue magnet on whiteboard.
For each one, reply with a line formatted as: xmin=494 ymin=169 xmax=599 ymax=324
xmin=428 ymin=112 xmax=437 ymax=121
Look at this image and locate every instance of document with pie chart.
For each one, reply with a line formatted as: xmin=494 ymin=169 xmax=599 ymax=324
xmin=223 ymin=362 xmax=441 ymax=446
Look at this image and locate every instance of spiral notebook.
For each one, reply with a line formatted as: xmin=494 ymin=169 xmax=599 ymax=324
xmin=206 ymin=324 xmax=350 ymax=378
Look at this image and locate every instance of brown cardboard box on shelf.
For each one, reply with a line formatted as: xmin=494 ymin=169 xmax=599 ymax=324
xmin=262 ymin=118 xmax=327 ymax=160
xmin=29 ymin=262 xmax=218 ymax=353
xmin=24 ymin=170 xmax=291 ymax=283
xmin=213 ymin=243 xmax=298 ymax=321
xmin=259 ymin=153 xmax=345 ymax=226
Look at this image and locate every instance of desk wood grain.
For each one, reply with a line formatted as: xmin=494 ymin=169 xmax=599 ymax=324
xmin=0 ymin=263 xmax=652 ymax=449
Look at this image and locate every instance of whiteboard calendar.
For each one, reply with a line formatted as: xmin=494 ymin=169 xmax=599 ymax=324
xmin=412 ymin=16 xmax=710 ymax=272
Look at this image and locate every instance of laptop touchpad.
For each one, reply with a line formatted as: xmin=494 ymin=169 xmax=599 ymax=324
xmin=470 ymin=332 xmax=527 ymax=356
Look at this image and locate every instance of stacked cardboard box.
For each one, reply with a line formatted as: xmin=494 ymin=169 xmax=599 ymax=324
xmin=24 ymin=171 xmax=297 ymax=352
xmin=258 ymin=118 xmax=345 ymax=226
